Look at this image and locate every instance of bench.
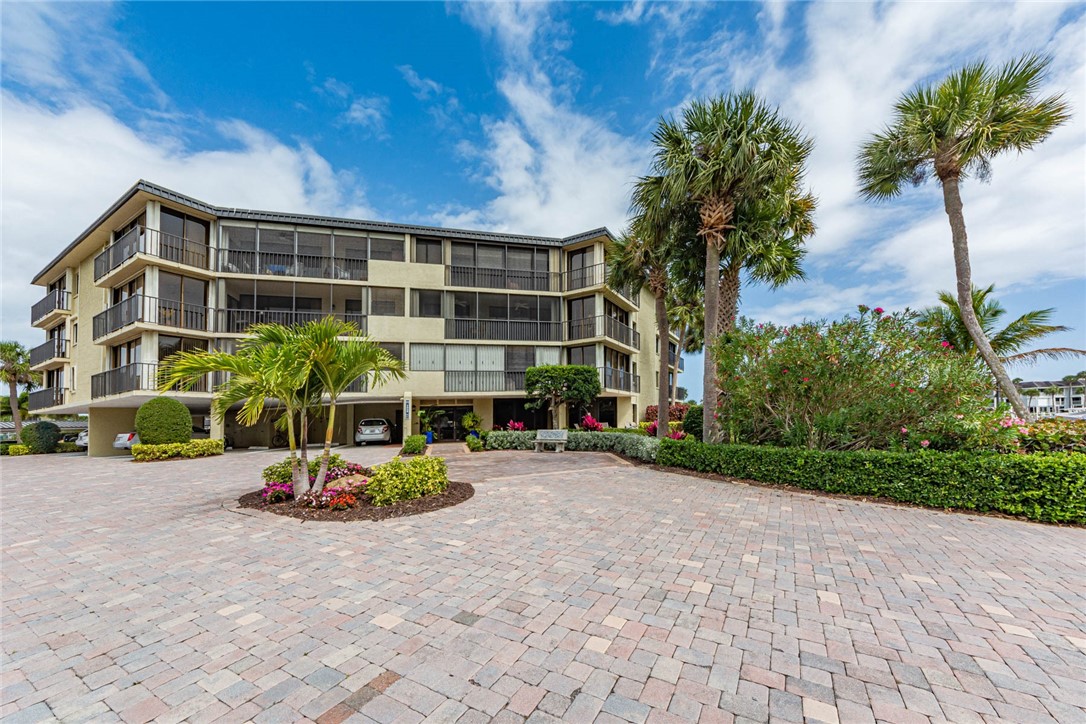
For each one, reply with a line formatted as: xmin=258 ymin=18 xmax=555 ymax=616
xmin=534 ymin=429 xmax=568 ymax=453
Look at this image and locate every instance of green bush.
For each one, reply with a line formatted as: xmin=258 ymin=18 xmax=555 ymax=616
xmin=485 ymin=431 xmax=536 ymax=450
xmin=56 ymin=441 xmax=82 ymax=453
xmin=367 ymin=456 xmax=449 ymax=507
xmin=657 ymin=438 xmax=1086 ymax=524
xmin=466 ymin=435 xmax=484 ymax=452
xmin=0 ymin=441 xmax=13 ymax=455
xmin=600 ymin=427 xmax=646 ymax=435
xmin=20 ymin=421 xmax=61 ymax=453
xmin=263 ymin=453 xmax=348 ymax=484
xmin=682 ymin=405 xmax=703 ymax=440
xmin=485 ymin=430 xmax=660 ymax=462
xmin=135 ymin=397 xmax=193 ymax=445
xmin=132 ymin=439 xmax=224 ymax=461
xmin=1020 ymin=418 xmax=1086 ymax=454
xmin=8 ymin=444 xmax=31 ymax=456
xmin=401 ymin=434 xmax=427 ymax=455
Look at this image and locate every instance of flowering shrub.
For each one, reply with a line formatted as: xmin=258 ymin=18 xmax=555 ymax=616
xmin=1019 ymin=418 xmax=1086 ymax=454
xmin=506 ymin=420 xmax=526 ymax=431
xmin=645 ymin=403 xmax=690 ymax=422
xmin=263 ymin=453 xmax=355 ymax=485
xmin=714 ymin=307 xmax=1001 ymax=451
xmin=581 ymin=414 xmax=604 ymax=432
xmin=643 ymin=420 xmax=683 ymax=437
xmin=667 ymin=429 xmax=687 ymax=440
xmin=484 ymin=430 xmax=661 ymax=461
xmin=262 ymin=482 xmax=293 ymax=503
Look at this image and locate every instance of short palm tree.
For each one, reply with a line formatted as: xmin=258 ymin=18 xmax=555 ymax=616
xmin=858 ymin=53 xmax=1071 ymax=418
xmin=300 ymin=317 xmax=405 ymax=490
xmin=0 ymin=341 xmax=40 ymax=437
xmin=666 ymin=281 xmax=704 ymax=406
xmin=646 ymin=93 xmax=814 ymax=440
xmin=919 ymin=284 xmax=1084 ymax=366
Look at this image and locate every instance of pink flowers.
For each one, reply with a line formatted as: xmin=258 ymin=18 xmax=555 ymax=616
xmin=900 ymin=426 xmax=908 ymax=434
xmin=506 ymin=420 xmax=526 ymax=431
xmin=581 ymin=414 xmax=603 ymax=432
xmin=940 ymin=340 xmax=951 ymax=348
xmin=920 ymin=440 xmax=930 ymax=448
xmin=874 ymin=307 xmax=884 ymax=315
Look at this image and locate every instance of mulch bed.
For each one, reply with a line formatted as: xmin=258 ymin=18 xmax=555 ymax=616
xmin=237 ymin=481 xmax=474 ymax=522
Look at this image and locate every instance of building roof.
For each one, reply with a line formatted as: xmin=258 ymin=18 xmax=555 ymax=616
xmin=1018 ymin=379 xmax=1084 ymax=390
xmin=34 ymin=180 xmax=615 ymax=284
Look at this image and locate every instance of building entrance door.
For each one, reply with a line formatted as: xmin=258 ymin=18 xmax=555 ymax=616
xmin=432 ymin=405 xmax=473 ymax=441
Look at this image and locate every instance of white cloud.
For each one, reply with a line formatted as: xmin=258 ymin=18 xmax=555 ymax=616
xmin=449 ymin=2 xmax=647 ymax=236
xmin=397 ymin=65 xmax=466 ymax=129
xmin=341 ymin=95 xmax=390 ymax=137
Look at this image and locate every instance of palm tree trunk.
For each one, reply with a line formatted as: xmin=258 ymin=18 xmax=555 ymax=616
xmin=671 ymin=321 xmax=687 ymax=405
xmin=702 ymin=242 xmax=721 ymax=442
xmin=718 ymin=262 xmax=742 ymax=333
xmin=299 ymin=409 xmax=310 ymax=490
xmin=286 ymin=412 xmax=305 ymax=499
xmin=8 ymin=379 xmax=22 ymax=437
xmin=655 ymin=290 xmax=670 ymax=439
xmin=314 ymin=401 xmax=337 ymax=492
xmin=940 ymin=176 xmax=1030 ymax=418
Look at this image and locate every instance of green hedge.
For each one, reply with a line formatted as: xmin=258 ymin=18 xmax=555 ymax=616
xmin=135 ymin=397 xmax=192 ymax=445
xmin=657 ymin=439 xmax=1086 ymax=524
xmin=21 ymin=421 xmax=61 ymax=453
xmin=132 ymin=439 xmax=224 ymax=462
xmin=367 ymin=456 xmax=449 ymax=506
xmin=466 ymin=435 xmax=484 ymax=452
xmin=8 ymin=444 xmax=31 ymax=456
xmin=401 ymin=434 xmax=427 ymax=455
xmin=56 ymin=441 xmax=83 ymax=453
xmin=486 ymin=430 xmax=660 ymax=462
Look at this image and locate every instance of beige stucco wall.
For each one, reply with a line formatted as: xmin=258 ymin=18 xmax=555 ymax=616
xmin=87 ymin=407 xmax=137 ymax=457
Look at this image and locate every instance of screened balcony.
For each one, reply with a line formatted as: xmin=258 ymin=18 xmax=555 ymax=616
xmin=28 ymin=386 xmax=65 ymax=411
xmin=444 ymin=319 xmax=562 ymax=342
xmin=93 ymin=295 xmax=211 ymax=341
xmin=599 ymin=367 xmax=639 ymax=393
xmin=566 ymin=315 xmax=641 ymax=349
xmin=219 ymin=279 xmax=368 ymax=335
xmin=94 ymin=226 xmax=213 ymax=281
xmin=443 ymin=370 xmax=527 ymax=393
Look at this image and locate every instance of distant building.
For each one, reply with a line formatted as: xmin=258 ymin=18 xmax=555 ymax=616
xmin=996 ymin=378 xmax=1086 ymax=415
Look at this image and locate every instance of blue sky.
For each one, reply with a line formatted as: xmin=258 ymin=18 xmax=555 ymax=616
xmin=3 ymin=1 xmax=1084 ymax=400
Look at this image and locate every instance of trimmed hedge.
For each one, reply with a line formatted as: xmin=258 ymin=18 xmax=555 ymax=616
xmin=486 ymin=430 xmax=660 ymax=462
xmin=20 ymin=421 xmax=61 ymax=453
xmin=401 ymin=434 xmax=427 ymax=455
xmin=367 ymin=456 xmax=449 ymax=506
xmin=132 ymin=439 xmax=224 ymax=462
xmin=465 ymin=435 xmax=484 ymax=452
xmin=56 ymin=441 xmax=83 ymax=453
xmin=8 ymin=444 xmax=31 ymax=456
xmin=135 ymin=397 xmax=193 ymax=445
xmin=657 ymin=438 xmax=1086 ymax=524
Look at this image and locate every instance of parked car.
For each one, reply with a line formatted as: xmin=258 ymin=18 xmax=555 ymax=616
xmin=114 ymin=432 xmax=139 ymax=450
xmin=355 ymin=418 xmax=392 ymax=445
xmin=75 ymin=430 xmax=89 ymax=449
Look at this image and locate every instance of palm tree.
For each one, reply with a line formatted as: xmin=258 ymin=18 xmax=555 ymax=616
xmin=161 ymin=324 xmax=315 ymax=496
xmin=645 ymin=93 xmax=814 ymax=440
xmin=301 ymin=317 xmax=405 ymax=490
xmin=666 ymin=283 xmax=703 ymax=406
xmin=858 ymin=53 xmax=1071 ymax=418
xmin=919 ymin=284 xmax=1085 ymax=367
xmin=0 ymin=342 xmax=40 ymax=437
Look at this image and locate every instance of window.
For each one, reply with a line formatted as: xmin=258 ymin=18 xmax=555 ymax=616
xmin=535 ymin=347 xmax=560 ymax=366
xmin=415 ymin=239 xmax=442 ymax=264
xmin=161 ymin=207 xmax=210 ymax=245
xmin=222 ymin=226 xmax=257 ymax=251
xmin=568 ymin=345 xmax=595 ymax=366
xmin=297 ymin=231 xmax=331 ymax=258
xmin=370 ymin=236 xmax=405 ymax=261
xmin=509 ymin=295 xmax=536 ymax=321
xmin=112 ymin=275 xmax=144 ymax=304
xmin=505 ymin=346 xmax=535 ymax=372
xmin=451 ymin=242 xmax=474 ymax=267
xmin=259 ymin=227 xmax=295 ymax=255
xmin=111 ymin=339 xmax=141 ymax=368
xmin=158 ymin=336 xmax=207 ymax=361
xmin=159 ymin=272 xmax=207 ymax=307
xmin=568 ymin=248 xmax=592 ymax=271
xmin=410 ymin=343 xmax=444 ymax=371
xmin=72 ymin=323 xmax=78 ymax=345
xmin=477 ymin=245 xmax=503 ymax=269
xmin=73 ymin=271 xmax=79 ymax=296
xmin=378 ymin=342 xmax=404 ymax=361
xmin=412 ymin=289 xmax=443 ymax=317
xmin=453 ymin=292 xmax=476 ymax=319
xmin=370 ymin=287 xmax=404 ymax=316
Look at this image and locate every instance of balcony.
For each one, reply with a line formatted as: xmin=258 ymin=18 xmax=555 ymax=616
xmin=445 ymin=318 xmax=562 ymax=342
xmin=94 ymin=226 xmax=214 ymax=283
xmin=599 ymin=367 xmax=640 ymax=393
xmin=91 ymin=363 xmax=210 ymax=399
xmin=561 ymin=262 xmax=639 ymax=306
xmin=566 ymin=316 xmax=641 ymax=349
xmin=444 ymin=370 xmax=527 ymax=393
xmin=216 ymin=309 xmax=367 ymax=335
xmin=445 ymin=266 xmax=559 ymax=292
xmin=30 ymin=338 xmax=69 ymax=369
xmin=28 ymin=386 xmax=66 ymax=411
xmin=218 ymin=250 xmax=367 ymax=281
xmin=668 ymin=350 xmax=686 ymax=372
xmin=31 ymin=290 xmax=71 ymax=327
xmin=93 ymin=295 xmax=212 ymax=341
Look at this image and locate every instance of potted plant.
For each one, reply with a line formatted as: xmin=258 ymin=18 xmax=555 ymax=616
xmin=461 ymin=411 xmax=483 ymax=439
xmin=418 ymin=408 xmax=444 ymax=444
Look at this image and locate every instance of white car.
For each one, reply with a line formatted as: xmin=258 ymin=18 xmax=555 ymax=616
xmin=355 ymin=418 xmax=392 ymax=445
xmin=114 ymin=432 xmax=139 ymax=449
xmin=75 ymin=430 xmax=89 ymax=449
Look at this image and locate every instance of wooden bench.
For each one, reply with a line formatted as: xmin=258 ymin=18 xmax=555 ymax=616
xmin=534 ymin=429 xmax=568 ymax=453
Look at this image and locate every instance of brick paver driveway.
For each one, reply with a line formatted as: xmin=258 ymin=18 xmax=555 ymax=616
xmin=3 ymin=448 xmax=1084 ymax=723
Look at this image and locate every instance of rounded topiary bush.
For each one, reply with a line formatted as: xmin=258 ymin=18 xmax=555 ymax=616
xmin=135 ymin=397 xmax=193 ymax=445
xmin=20 ymin=421 xmax=61 ymax=453
xmin=682 ymin=405 xmax=703 ymax=441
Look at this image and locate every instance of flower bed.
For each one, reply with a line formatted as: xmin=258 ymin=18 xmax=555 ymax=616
xmin=657 ymin=438 xmax=1086 ymax=524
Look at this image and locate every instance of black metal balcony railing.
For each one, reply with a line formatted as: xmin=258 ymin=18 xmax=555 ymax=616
xmin=217 ymin=309 xmax=367 ymax=334
xmin=599 ymin=366 xmax=640 ymax=393
xmin=218 ymin=250 xmax=368 ymax=281
xmin=561 ymin=262 xmax=639 ymax=305
xmin=28 ymin=386 xmax=65 ymax=411
xmin=566 ymin=315 xmax=641 ymax=349
xmin=93 ymin=295 xmax=211 ymax=340
xmin=91 ymin=363 xmax=210 ymax=399
xmin=444 ymin=318 xmax=563 ymax=342
xmin=445 ymin=266 xmax=560 ymax=292
xmin=31 ymin=290 xmax=71 ymax=324
xmin=30 ymin=338 xmax=69 ymax=367
xmin=94 ymin=226 xmax=212 ymax=280
xmin=345 ymin=376 xmax=369 ymax=394
xmin=444 ymin=370 xmax=527 ymax=393
xmin=668 ymin=350 xmax=686 ymax=372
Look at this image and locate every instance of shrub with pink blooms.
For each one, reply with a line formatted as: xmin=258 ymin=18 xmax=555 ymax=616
xmin=581 ymin=414 xmax=604 ymax=432
xmin=713 ymin=306 xmax=1002 ymax=451
xmin=506 ymin=420 xmax=526 ymax=432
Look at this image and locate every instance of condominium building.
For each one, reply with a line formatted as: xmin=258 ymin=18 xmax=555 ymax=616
xmin=28 ymin=181 xmax=683 ymax=456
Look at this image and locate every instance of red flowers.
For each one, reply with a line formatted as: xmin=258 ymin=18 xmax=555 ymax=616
xmin=940 ymin=340 xmax=952 ymax=348
xmin=874 ymin=307 xmax=884 ymax=315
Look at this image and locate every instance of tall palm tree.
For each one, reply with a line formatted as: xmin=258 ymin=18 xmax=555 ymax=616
xmin=0 ymin=341 xmax=40 ymax=437
xmin=608 ymin=212 xmax=676 ymax=438
xmin=918 ymin=284 xmax=1084 ymax=366
xmin=646 ymin=93 xmax=814 ymax=440
xmin=300 ymin=317 xmax=405 ymax=490
xmin=858 ymin=53 xmax=1071 ymax=418
xmin=160 ymin=324 xmax=314 ymax=496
